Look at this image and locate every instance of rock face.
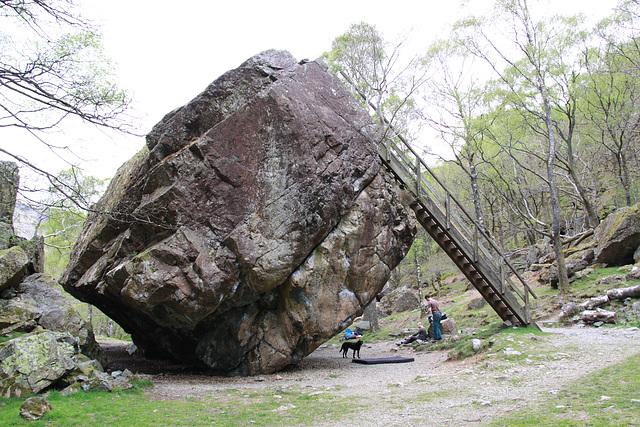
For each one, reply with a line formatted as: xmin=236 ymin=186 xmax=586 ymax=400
xmin=0 ymin=274 xmax=104 ymax=364
xmin=378 ymin=286 xmax=419 ymax=317
xmin=61 ymin=50 xmax=416 ymax=375
xmin=595 ymin=203 xmax=640 ymax=265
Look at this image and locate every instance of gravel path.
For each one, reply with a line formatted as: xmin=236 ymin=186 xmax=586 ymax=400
xmin=116 ymin=326 xmax=640 ymax=426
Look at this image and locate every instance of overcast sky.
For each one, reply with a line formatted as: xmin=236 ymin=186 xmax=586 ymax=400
xmin=3 ymin=0 xmax=621 ymax=182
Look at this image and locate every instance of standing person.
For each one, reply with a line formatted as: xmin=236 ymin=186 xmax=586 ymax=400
xmin=425 ymin=294 xmax=442 ymax=342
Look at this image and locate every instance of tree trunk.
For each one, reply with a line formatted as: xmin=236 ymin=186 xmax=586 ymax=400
xmin=566 ymin=163 xmax=599 ymax=228
xmin=579 ymin=295 xmax=609 ymax=310
xmin=544 ymin=98 xmax=570 ymax=293
xmin=469 ymin=159 xmax=487 ymax=235
xmin=563 ymin=104 xmax=600 ymax=228
xmin=620 ymin=150 xmax=632 ymax=206
xmin=582 ymin=308 xmax=617 ymax=324
xmin=607 ymin=284 xmax=640 ymax=300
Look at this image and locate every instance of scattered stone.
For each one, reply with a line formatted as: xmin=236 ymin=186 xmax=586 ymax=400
xmin=254 ymin=377 xmax=266 ymax=382
xmin=597 ymin=274 xmax=627 ymax=286
xmin=126 ymin=343 xmax=138 ymax=355
xmin=273 ymin=404 xmax=296 ymax=412
xmin=558 ymin=302 xmax=579 ymax=320
xmin=19 ymin=396 xmax=52 ymax=421
xmin=0 ymin=331 xmax=77 ymax=396
xmin=472 ymin=339 xmax=482 ymax=352
xmin=573 ymin=267 xmax=594 ymax=280
xmin=379 ymin=286 xmax=419 ymax=317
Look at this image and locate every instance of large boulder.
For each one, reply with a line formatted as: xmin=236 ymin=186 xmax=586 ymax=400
xmin=61 ymin=50 xmax=416 ymax=375
xmin=378 ymin=286 xmax=419 ymax=316
xmin=595 ymin=203 xmax=640 ymax=265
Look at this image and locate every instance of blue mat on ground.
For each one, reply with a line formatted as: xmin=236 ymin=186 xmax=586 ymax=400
xmin=351 ymin=356 xmax=414 ymax=365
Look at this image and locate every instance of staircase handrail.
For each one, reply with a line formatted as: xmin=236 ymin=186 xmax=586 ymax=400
xmin=339 ymin=71 xmax=537 ymax=307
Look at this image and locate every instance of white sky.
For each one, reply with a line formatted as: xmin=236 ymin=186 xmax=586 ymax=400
xmin=2 ymin=0 xmax=621 ymax=183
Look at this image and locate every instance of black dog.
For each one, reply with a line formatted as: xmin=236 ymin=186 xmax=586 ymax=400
xmin=339 ymin=339 xmax=363 ymax=358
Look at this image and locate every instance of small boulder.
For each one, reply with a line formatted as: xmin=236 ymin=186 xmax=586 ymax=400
xmin=466 ymin=297 xmax=486 ymax=310
xmin=440 ymin=318 xmax=457 ymax=335
xmin=427 ymin=317 xmax=457 ymax=337
xmin=19 ymin=395 xmax=52 ymax=421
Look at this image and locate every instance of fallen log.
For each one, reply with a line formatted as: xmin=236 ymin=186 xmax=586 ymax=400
xmin=582 ymin=308 xmax=617 ymax=324
xmin=579 ymin=295 xmax=609 ymax=310
xmin=606 ymin=284 xmax=640 ymax=300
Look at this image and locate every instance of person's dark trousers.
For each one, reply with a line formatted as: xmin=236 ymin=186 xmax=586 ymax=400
xmin=433 ymin=313 xmax=442 ymax=340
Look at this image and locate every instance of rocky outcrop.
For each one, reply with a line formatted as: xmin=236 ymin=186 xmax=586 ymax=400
xmin=0 ymin=274 xmax=104 ymax=364
xmin=61 ymin=50 xmax=416 ymax=375
xmin=0 ymin=330 xmax=132 ymax=398
xmin=0 ymin=163 xmax=110 ymax=397
xmin=595 ymin=203 xmax=640 ymax=265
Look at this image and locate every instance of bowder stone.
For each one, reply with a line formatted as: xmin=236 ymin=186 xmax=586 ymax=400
xmin=61 ymin=50 xmax=416 ymax=375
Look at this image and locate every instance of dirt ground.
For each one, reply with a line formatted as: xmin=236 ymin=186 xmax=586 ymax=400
xmin=101 ymin=325 xmax=640 ymax=426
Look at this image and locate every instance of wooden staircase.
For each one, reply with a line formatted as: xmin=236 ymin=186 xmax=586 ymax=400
xmin=378 ymin=137 xmax=539 ymax=328
xmin=339 ymin=71 xmax=538 ymax=328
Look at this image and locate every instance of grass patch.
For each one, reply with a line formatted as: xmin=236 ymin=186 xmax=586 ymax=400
xmin=488 ymin=351 xmax=640 ymax=426
xmin=0 ymin=332 xmax=25 ymax=344
xmin=0 ymin=386 xmax=358 ymax=426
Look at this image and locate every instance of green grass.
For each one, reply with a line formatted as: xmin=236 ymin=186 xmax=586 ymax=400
xmin=0 ymin=332 xmax=25 ymax=344
xmin=488 ymin=351 xmax=640 ymax=426
xmin=0 ymin=386 xmax=357 ymax=426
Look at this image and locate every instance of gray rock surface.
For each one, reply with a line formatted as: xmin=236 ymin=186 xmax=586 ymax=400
xmin=595 ymin=203 xmax=640 ymax=265
xmin=379 ymin=286 xmax=420 ymax=316
xmin=0 ymin=245 xmax=30 ymax=293
xmin=61 ymin=50 xmax=416 ymax=375
xmin=0 ymin=274 xmax=104 ymax=365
